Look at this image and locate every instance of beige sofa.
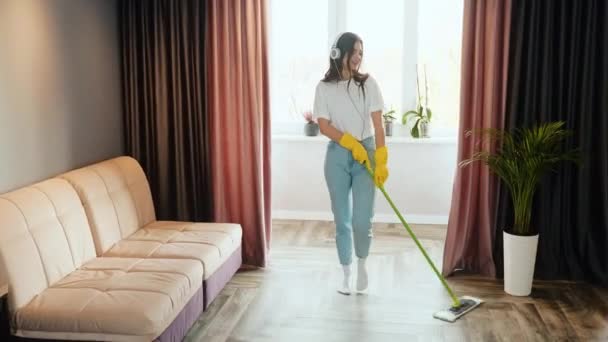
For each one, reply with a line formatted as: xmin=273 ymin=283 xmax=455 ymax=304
xmin=0 ymin=156 xmax=242 ymax=341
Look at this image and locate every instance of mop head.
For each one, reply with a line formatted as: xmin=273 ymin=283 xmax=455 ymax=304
xmin=432 ymin=296 xmax=483 ymax=323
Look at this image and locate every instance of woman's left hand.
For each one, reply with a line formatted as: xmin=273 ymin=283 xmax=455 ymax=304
xmin=374 ymin=146 xmax=389 ymax=187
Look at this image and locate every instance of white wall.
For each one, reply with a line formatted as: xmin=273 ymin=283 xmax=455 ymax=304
xmin=272 ymin=132 xmax=457 ymax=224
xmin=0 ymin=0 xmax=123 ymax=194
xmin=0 ymin=0 xmax=122 ymax=287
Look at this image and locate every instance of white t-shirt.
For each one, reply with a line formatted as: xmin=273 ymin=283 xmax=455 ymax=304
xmin=313 ymin=75 xmax=384 ymax=141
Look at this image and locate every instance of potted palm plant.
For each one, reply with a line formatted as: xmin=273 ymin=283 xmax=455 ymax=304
xmin=459 ymin=121 xmax=580 ymax=296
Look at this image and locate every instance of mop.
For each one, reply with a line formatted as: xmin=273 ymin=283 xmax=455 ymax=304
xmin=365 ymin=163 xmax=482 ymax=322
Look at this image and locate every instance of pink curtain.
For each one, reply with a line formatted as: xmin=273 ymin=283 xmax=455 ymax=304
xmin=442 ymin=0 xmax=512 ymax=277
xmin=206 ymin=0 xmax=271 ymax=267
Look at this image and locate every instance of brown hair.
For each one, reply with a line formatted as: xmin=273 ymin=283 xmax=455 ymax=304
xmin=322 ymin=32 xmax=369 ymax=95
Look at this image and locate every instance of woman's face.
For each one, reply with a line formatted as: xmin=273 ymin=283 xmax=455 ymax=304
xmin=344 ymin=41 xmax=363 ymax=71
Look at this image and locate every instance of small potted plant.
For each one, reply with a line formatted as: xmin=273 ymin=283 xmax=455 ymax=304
xmin=383 ymin=109 xmax=397 ymax=136
xmin=459 ymin=121 xmax=580 ymax=296
xmin=403 ymin=65 xmax=432 ymax=138
xmin=302 ymin=111 xmax=319 ymax=136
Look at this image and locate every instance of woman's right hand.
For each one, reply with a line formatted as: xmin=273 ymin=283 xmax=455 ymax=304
xmin=339 ymin=133 xmax=370 ymax=167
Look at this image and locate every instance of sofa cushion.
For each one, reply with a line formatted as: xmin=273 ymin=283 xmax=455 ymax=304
xmin=14 ymin=258 xmax=202 ymax=341
xmin=0 ymin=179 xmax=97 ymax=311
xmin=59 ymin=157 xmax=243 ymax=280
xmin=133 ymin=221 xmax=241 ymax=252
xmin=60 ymin=156 xmax=156 ymax=255
xmin=105 ymin=222 xmax=242 ymax=279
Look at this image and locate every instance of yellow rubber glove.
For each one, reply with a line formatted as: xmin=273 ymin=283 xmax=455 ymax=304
xmin=339 ymin=133 xmax=370 ymax=167
xmin=374 ymin=146 xmax=389 ymax=187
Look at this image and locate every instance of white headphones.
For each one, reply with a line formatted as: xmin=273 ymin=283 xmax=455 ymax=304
xmin=330 ymin=32 xmax=345 ymax=60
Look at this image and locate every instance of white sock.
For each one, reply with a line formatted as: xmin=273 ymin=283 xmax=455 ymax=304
xmin=338 ymin=264 xmax=352 ymax=295
xmin=357 ymin=258 xmax=368 ymax=291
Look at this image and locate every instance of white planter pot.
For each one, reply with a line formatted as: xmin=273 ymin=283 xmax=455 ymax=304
xmin=420 ymin=121 xmax=430 ymax=138
xmin=503 ymin=231 xmax=539 ymax=296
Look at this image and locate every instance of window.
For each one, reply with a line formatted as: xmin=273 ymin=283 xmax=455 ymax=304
xmin=269 ymin=0 xmax=464 ymax=135
xmin=268 ymin=0 xmax=328 ymax=126
xmin=418 ymin=0 xmax=464 ymax=128
xmin=346 ymin=0 xmax=404 ymax=118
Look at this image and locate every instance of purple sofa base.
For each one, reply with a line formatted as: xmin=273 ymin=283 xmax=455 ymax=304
xmin=153 ymin=246 xmax=242 ymax=341
xmin=6 ymin=247 xmax=243 ymax=342
xmin=203 ymin=246 xmax=243 ymax=309
xmin=154 ymin=285 xmax=204 ymax=342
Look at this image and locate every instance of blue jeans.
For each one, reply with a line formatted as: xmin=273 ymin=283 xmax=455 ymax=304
xmin=324 ymin=137 xmax=376 ymax=266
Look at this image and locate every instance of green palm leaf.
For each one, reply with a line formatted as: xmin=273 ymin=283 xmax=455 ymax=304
xmin=459 ymin=121 xmax=581 ymax=235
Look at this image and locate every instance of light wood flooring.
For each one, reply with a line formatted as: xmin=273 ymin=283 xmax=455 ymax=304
xmin=184 ymin=220 xmax=608 ymax=342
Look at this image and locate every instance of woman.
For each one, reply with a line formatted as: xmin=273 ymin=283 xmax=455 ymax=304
xmin=313 ymin=32 xmax=388 ymax=295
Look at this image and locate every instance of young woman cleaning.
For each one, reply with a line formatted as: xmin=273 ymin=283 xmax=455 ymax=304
xmin=313 ymin=32 xmax=388 ymax=295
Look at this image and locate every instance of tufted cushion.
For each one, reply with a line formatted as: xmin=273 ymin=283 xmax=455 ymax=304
xmin=15 ymin=257 xmax=202 ymax=341
xmin=106 ymin=221 xmax=242 ymax=279
xmin=0 ymin=178 xmax=97 ymax=311
xmin=60 ymin=156 xmax=156 ymax=255
xmin=60 ymin=157 xmax=243 ymax=280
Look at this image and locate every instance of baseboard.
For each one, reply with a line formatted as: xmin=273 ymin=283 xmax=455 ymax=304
xmin=372 ymin=213 xmax=448 ymax=224
xmin=272 ymin=210 xmax=448 ymax=225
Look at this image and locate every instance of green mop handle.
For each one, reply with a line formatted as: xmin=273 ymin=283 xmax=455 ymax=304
xmin=365 ymin=163 xmax=461 ymax=307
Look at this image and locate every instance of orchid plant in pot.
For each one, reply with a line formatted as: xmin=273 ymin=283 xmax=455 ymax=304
xmin=403 ymin=65 xmax=432 ymax=138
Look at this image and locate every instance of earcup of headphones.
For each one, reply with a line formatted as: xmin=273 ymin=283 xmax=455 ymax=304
xmin=330 ymin=47 xmax=341 ymax=60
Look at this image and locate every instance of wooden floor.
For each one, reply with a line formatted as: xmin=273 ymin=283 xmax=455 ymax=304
xmin=185 ymin=220 xmax=608 ymax=342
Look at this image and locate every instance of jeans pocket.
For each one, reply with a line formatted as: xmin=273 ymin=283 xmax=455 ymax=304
xmin=360 ymin=137 xmax=376 ymax=151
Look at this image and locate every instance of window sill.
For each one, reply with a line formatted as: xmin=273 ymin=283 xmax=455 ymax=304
xmin=271 ymin=134 xmax=457 ymax=145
